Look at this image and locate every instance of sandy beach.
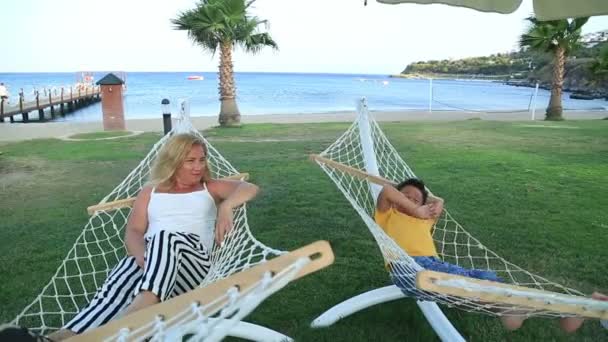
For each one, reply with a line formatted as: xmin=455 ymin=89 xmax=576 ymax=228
xmin=0 ymin=110 xmax=606 ymax=142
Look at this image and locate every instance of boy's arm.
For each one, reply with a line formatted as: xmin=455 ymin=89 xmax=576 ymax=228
xmin=377 ymin=185 xmax=434 ymax=219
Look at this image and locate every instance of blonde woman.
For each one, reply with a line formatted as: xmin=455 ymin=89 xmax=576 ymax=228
xmin=48 ymin=133 xmax=259 ymax=341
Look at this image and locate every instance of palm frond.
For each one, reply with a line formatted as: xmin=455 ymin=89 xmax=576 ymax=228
xmin=519 ymin=16 xmax=588 ymax=56
xmin=171 ymin=0 xmax=277 ymax=62
xmin=241 ymin=32 xmax=278 ymax=54
xmin=570 ymin=17 xmax=590 ymax=32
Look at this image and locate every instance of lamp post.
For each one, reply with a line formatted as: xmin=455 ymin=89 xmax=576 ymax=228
xmin=161 ymin=98 xmax=171 ymax=135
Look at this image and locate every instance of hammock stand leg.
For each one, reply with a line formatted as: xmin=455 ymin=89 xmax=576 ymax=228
xmin=416 ymin=300 xmax=466 ymax=342
xmin=311 ymin=285 xmax=404 ymax=327
xmin=227 ymin=321 xmax=293 ymax=342
xmin=310 ymin=285 xmax=464 ymax=341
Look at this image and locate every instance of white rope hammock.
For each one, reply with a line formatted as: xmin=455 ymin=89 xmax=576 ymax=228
xmin=311 ymin=98 xmax=606 ymax=327
xmin=69 ymin=240 xmax=334 ymax=342
xmin=94 ymin=257 xmax=309 ymax=342
xmin=11 ymin=102 xmax=283 ymax=337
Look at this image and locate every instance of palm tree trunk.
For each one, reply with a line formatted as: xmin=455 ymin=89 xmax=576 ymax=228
xmin=546 ymin=46 xmax=565 ymax=121
xmin=218 ymin=41 xmax=241 ymax=126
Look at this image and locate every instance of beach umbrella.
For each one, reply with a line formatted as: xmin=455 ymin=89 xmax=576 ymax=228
xmin=375 ymin=0 xmax=608 ymax=20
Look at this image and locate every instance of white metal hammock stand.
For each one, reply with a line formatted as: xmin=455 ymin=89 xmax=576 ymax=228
xmin=309 ymin=98 xmax=608 ymax=341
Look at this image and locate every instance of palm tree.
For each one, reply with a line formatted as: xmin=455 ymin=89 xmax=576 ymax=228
xmin=520 ymin=17 xmax=588 ymax=121
xmin=172 ymin=0 xmax=278 ymax=126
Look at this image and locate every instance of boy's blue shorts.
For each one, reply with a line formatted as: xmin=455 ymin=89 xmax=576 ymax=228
xmin=412 ymin=256 xmax=502 ymax=282
xmin=390 ymin=256 xmax=501 ymax=297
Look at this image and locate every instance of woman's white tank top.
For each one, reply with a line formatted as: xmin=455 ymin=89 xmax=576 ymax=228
xmin=145 ymin=184 xmax=217 ymax=251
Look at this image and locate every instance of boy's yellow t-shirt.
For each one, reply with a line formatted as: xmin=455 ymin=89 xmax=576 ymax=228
xmin=374 ymin=207 xmax=437 ymax=257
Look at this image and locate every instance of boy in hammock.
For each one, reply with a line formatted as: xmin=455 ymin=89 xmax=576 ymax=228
xmin=374 ymin=178 xmax=608 ymax=331
xmin=375 ymin=178 xmax=501 ymax=282
xmin=375 ymin=179 xmax=532 ymax=329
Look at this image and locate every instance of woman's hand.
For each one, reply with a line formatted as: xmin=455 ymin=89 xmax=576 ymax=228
xmin=215 ymin=203 xmax=234 ymax=246
xmin=208 ymin=180 xmax=258 ymax=246
xmin=135 ymin=254 xmax=145 ymax=269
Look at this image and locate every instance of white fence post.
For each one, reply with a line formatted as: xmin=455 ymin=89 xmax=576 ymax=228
xmin=531 ymin=82 xmax=539 ymax=120
xmin=428 ymin=78 xmax=433 ymax=113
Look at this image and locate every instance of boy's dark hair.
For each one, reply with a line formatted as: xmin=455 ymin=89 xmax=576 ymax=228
xmin=396 ymin=178 xmax=428 ymax=204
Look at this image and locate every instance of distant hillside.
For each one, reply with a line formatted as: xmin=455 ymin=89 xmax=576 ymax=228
xmin=397 ymin=32 xmax=608 ymax=98
xmin=401 ymin=53 xmax=530 ymax=78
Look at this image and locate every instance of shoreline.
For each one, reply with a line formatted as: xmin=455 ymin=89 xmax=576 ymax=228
xmin=390 ymin=73 xmax=608 ymax=99
xmin=0 ymin=109 xmax=606 ymax=143
xmin=390 ymin=73 xmax=508 ymax=81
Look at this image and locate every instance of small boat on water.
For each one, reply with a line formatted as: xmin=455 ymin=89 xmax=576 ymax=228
xmin=187 ymin=75 xmax=204 ymax=80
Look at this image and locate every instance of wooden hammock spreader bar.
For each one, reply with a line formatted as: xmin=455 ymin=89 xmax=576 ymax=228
xmin=309 ymin=154 xmax=395 ymax=187
xmin=66 ymin=240 xmax=334 ymax=342
xmin=86 ymin=173 xmax=250 ymax=215
xmin=417 ymin=270 xmax=608 ymax=320
xmin=309 ymin=154 xmax=440 ymax=197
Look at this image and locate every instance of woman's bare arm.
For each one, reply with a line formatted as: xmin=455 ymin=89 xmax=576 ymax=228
xmin=207 ymin=179 xmax=259 ymax=245
xmin=125 ymin=186 xmax=152 ymax=268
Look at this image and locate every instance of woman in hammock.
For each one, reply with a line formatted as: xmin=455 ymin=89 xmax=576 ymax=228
xmin=375 ymin=178 xmax=608 ymax=332
xmin=47 ymin=132 xmax=260 ymax=341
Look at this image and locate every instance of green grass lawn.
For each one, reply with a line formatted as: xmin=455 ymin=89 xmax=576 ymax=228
xmin=67 ymin=131 xmax=134 ymax=140
xmin=0 ymin=120 xmax=607 ymax=341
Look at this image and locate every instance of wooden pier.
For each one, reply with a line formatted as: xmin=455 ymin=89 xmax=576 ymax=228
xmin=0 ymin=86 xmax=102 ymax=123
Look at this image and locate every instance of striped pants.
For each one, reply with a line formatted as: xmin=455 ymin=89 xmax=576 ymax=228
xmin=66 ymin=230 xmax=212 ymax=334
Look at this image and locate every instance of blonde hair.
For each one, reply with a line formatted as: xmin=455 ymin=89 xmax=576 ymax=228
xmin=149 ymin=133 xmax=212 ymax=189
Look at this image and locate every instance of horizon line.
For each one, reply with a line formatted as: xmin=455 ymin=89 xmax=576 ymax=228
xmin=0 ymin=70 xmax=396 ymax=76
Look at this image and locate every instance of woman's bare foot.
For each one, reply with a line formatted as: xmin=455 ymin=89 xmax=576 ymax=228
xmin=47 ymin=328 xmax=76 ymax=341
xmin=120 ymin=290 xmax=160 ymax=317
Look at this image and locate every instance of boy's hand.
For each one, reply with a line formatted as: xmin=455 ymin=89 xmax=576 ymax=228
xmin=413 ymin=205 xmax=434 ymax=219
xmin=429 ymin=200 xmax=444 ymax=218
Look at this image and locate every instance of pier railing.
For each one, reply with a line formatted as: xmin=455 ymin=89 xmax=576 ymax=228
xmin=0 ymin=86 xmax=101 ymax=122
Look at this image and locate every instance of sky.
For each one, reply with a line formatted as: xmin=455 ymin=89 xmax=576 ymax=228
xmin=1 ymin=0 xmax=607 ymax=75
